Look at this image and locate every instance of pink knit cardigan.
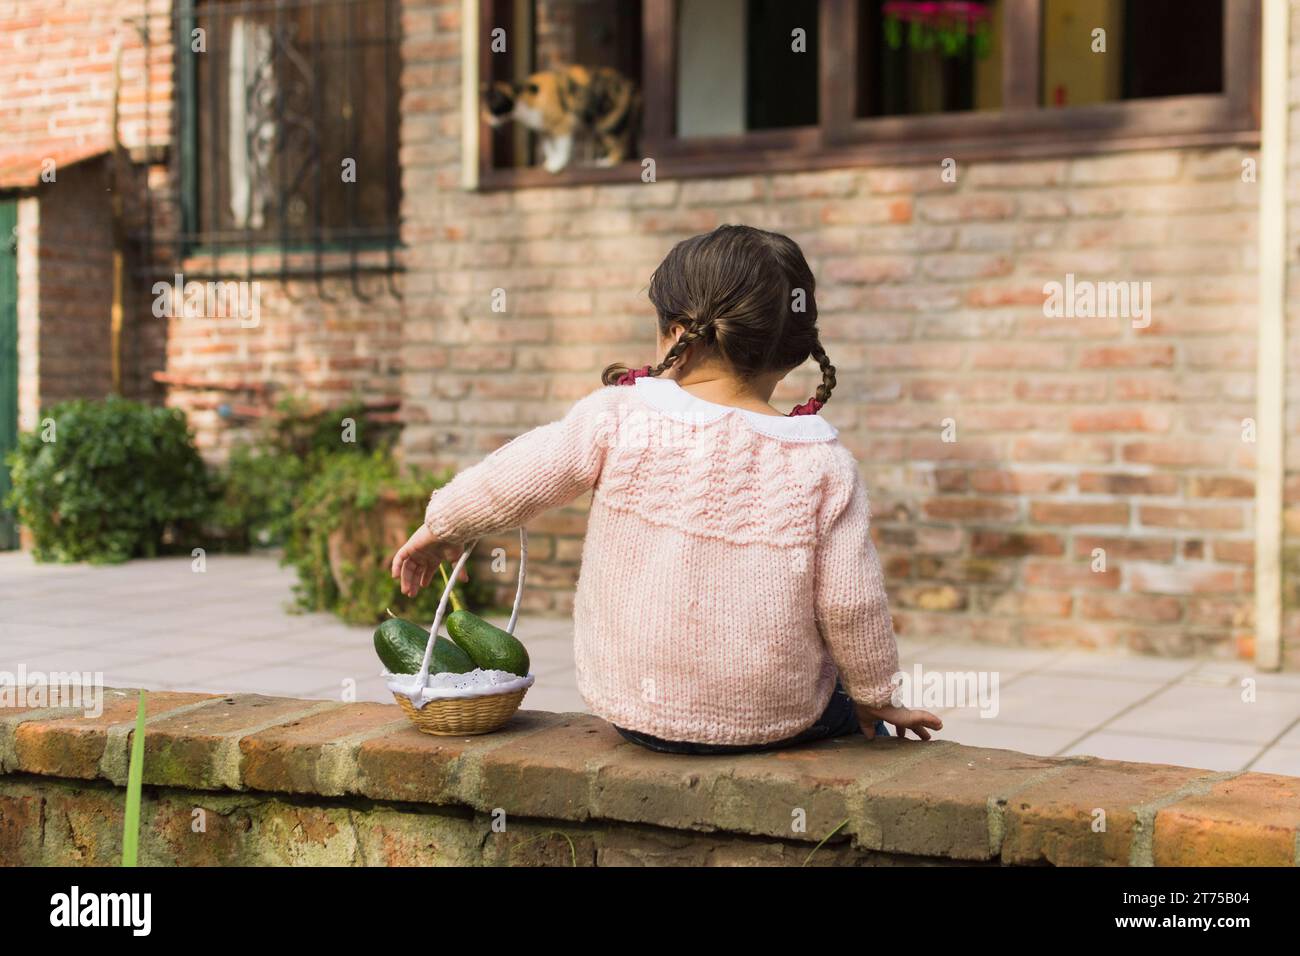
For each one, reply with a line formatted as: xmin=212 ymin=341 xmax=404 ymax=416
xmin=423 ymin=376 xmax=900 ymax=745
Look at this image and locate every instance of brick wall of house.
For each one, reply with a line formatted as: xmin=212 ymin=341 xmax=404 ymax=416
xmin=160 ymin=270 xmax=406 ymax=454
xmin=30 ymin=158 xmax=117 ymax=411
xmin=138 ymin=10 xmax=404 ymax=456
xmin=1 ymin=0 xmax=172 ymax=416
xmin=400 ymin=0 xmax=1262 ymax=662
xmin=0 ymin=0 xmax=406 ymax=453
xmin=0 ymin=0 xmax=1275 ymax=663
xmin=0 ymin=0 xmax=140 ymax=163
xmin=1282 ymin=1 xmax=1300 ymax=669
xmin=0 ymin=0 xmax=172 ymax=174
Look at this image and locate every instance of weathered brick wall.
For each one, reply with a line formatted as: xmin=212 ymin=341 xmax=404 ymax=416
xmin=0 ymin=0 xmax=142 ymax=165
xmin=160 ymin=270 xmax=406 ymax=454
xmin=0 ymin=0 xmax=171 ymax=179
xmin=2 ymin=687 xmax=1297 ymax=865
xmin=403 ymin=0 xmax=1260 ymax=654
xmin=11 ymin=160 xmax=121 ymax=430
xmin=0 ymin=0 xmax=172 ymax=160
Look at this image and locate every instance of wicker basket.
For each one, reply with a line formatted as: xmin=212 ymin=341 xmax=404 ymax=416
xmin=393 ymin=686 xmax=530 ymax=735
xmin=389 ymin=528 xmax=531 ymax=736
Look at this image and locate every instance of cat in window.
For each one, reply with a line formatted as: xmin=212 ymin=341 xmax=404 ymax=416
xmin=483 ymin=65 xmax=640 ymax=174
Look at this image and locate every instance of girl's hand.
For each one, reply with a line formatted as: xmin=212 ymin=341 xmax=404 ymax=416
xmin=390 ymin=525 xmax=468 ymax=598
xmin=855 ymin=702 xmax=943 ymax=741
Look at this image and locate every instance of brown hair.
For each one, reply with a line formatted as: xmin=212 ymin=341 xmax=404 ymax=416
xmin=601 ymin=224 xmax=835 ymax=408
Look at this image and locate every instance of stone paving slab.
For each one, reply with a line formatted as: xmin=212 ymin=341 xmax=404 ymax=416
xmin=1 ymin=550 xmax=1297 ymax=776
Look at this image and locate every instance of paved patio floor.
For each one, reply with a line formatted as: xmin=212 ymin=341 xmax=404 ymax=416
xmin=2 ymin=551 xmax=1298 ymax=776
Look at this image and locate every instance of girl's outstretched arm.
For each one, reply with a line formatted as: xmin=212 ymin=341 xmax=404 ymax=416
xmin=392 ymin=389 xmax=612 ymax=596
xmin=813 ymin=464 xmax=942 ymax=740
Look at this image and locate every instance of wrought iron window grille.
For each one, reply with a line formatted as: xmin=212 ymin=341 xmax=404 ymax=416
xmin=133 ymin=0 xmax=402 ymax=299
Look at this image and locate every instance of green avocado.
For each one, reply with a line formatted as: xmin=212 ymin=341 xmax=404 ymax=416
xmin=445 ymin=609 xmax=530 ymax=678
xmin=373 ymin=617 xmax=475 ymax=676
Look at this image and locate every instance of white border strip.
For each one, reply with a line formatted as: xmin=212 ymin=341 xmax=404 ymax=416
xmin=1255 ymin=0 xmax=1288 ymax=671
xmin=460 ymin=0 xmax=480 ymax=191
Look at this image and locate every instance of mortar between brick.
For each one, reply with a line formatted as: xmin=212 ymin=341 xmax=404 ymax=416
xmin=984 ymin=760 xmax=1084 ymax=860
xmin=443 ymin=719 xmax=591 ymax=809
xmin=207 ymin=699 xmax=342 ymax=790
xmin=845 ymin=741 xmax=953 ymax=851
xmin=99 ymin=696 xmax=228 ymax=786
xmin=1128 ymin=770 xmax=1239 ymax=867
xmin=311 ymin=719 xmax=413 ymax=796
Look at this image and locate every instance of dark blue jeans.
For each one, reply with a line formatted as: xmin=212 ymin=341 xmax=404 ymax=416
xmin=614 ymin=681 xmax=890 ymax=755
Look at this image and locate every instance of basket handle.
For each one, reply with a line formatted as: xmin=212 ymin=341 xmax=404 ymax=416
xmin=410 ymin=526 xmax=529 ymax=695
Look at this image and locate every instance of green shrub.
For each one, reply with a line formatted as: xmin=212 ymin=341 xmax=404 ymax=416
xmin=208 ymin=445 xmax=307 ymax=550
xmin=207 ymin=396 xmax=402 ymax=550
xmin=283 ymin=450 xmax=493 ymax=625
xmin=265 ymin=395 xmax=400 ymax=460
xmin=4 ymin=397 xmax=210 ymax=563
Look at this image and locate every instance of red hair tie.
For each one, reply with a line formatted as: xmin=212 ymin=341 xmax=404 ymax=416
xmin=615 ymin=365 xmax=653 ymax=386
xmin=789 ymin=397 xmax=823 ymax=417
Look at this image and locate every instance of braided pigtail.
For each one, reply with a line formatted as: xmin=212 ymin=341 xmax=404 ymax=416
xmin=601 ymin=362 xmax=632 ymax=386
xmin=601 ymin=316 xmax=714 ymax=386
xmin=810 ymin=341 xmax=836 ymax=404
xmin=650 ymin=317 xmax=711 ymax=375
xmin=789 ymin=340 xmax=835 ymax=416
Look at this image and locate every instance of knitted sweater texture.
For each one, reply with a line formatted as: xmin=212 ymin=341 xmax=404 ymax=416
xmin=423 ymin=376 xmax=900 ymax=745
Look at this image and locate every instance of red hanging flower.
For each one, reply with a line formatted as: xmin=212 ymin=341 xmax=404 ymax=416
xmin=615 ymin=365 xmax=653 ymax=386
xmin=789 ymin=397 xmax=824 ymax=417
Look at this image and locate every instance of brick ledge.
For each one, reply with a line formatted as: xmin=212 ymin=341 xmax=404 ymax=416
xmin=2 ymin=687 xmax=1298 ymax=866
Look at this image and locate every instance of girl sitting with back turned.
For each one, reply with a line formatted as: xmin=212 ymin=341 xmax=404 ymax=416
xmin=391 ymin=224 xmax=942 ymax=754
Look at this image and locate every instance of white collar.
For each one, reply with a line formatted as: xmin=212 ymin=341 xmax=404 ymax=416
xmin=631 ymin=376 xmax=838 ymax=442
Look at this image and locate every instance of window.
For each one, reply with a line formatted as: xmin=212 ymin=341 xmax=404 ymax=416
xmin=857 ymin=0 xmax=1004 ymax=117
xmin=482 ymin=0 xmax=644 ymax=172
xmin=475 ymin=0 xmax=1259 ymax=188
xmin=676 ymin=0 xmax=819 ymax=137
xmin=177 ymin=0 xmax=400 ymax=270
xmin=1041 ymin=0 xmax=1223 ymax=107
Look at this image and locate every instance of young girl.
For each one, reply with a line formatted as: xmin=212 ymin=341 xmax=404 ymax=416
xmin=391 ymin=224 xmax=942 ymax=754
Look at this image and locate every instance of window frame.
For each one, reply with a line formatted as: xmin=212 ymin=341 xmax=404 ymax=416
xmin=174 ymin=0 xmax=403 ymax=270
xmin=475 ymin=0 xmax=1261 ymax=190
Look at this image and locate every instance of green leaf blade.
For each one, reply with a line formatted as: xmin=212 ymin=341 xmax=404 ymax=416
xmin=121 ymin=690 xmax=147 ymax=867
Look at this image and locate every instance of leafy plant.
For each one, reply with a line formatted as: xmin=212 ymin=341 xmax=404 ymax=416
xmin=265 ymin=394 xmax=400 ymax=461
xmin=5 ymin=397 xmax=210 ymax=563
xmin=207 ymin=396 xmax=402 ymax=550
xmin=207 ymin=444 xmax=308 ymax=550
xmin=283 ymin=450 xmax=493 ymax=625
